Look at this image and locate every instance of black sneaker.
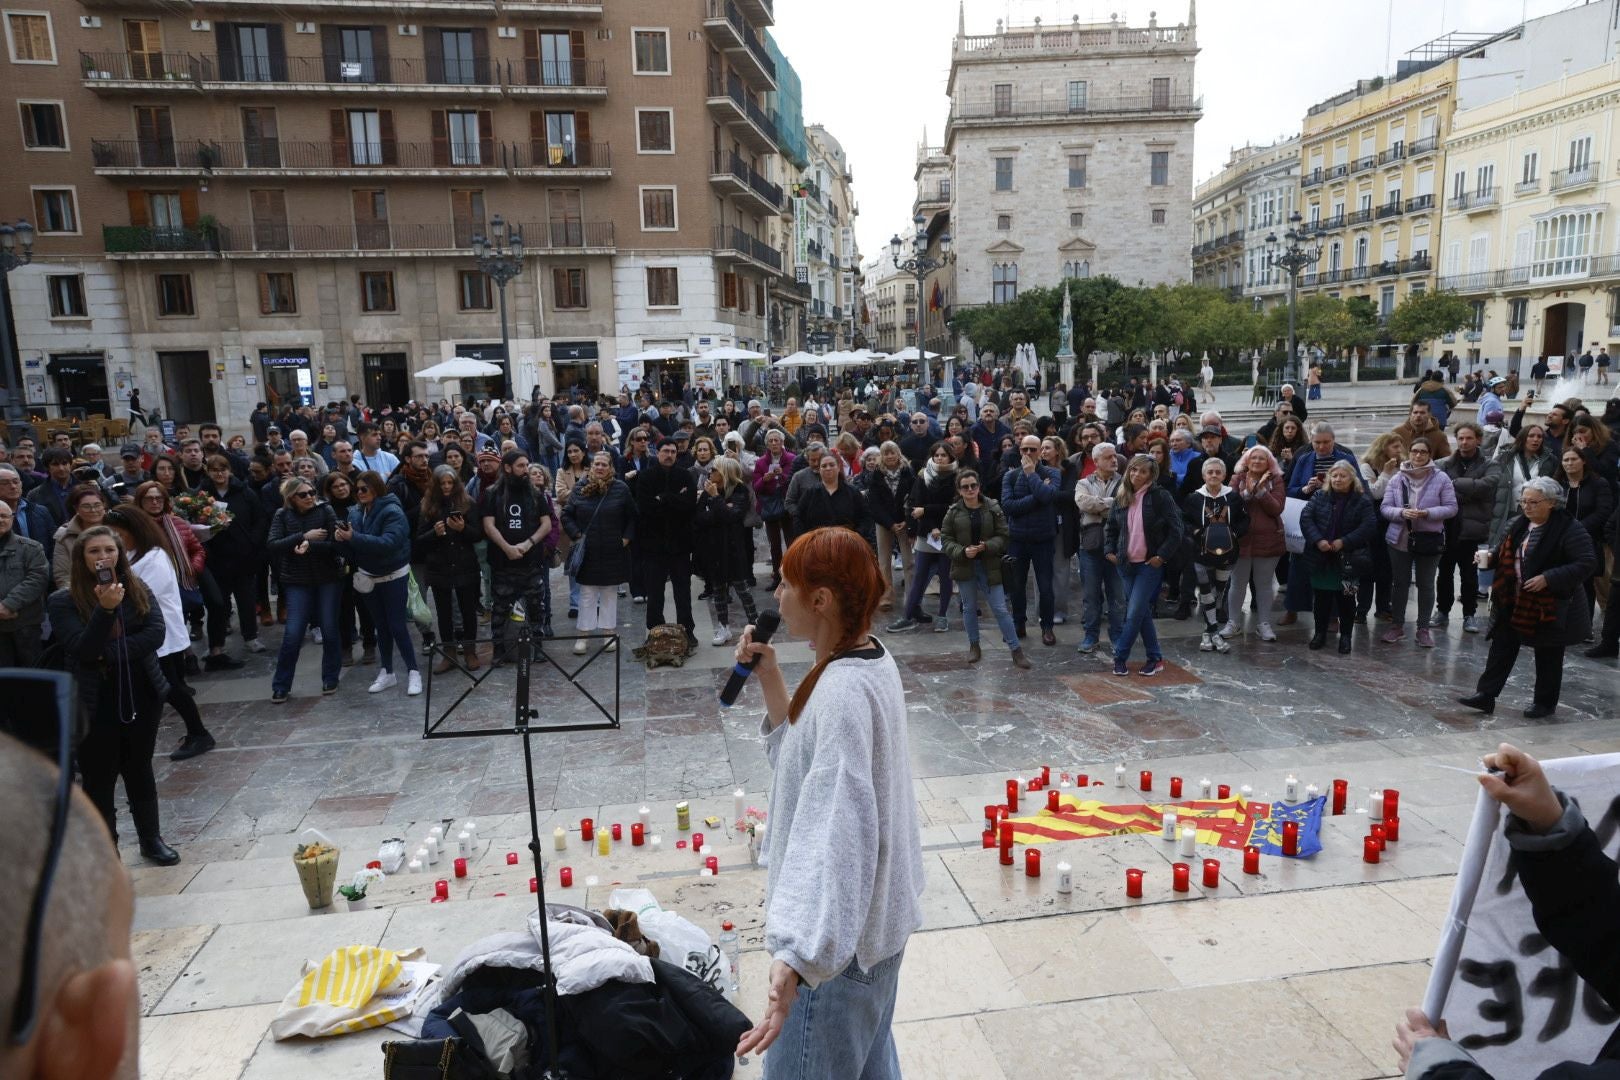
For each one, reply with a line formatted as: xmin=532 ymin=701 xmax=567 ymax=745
xmin=1139 ymin=659 xmax=1164 ymax=677
xmin=203 ymin=653 xmax=244 ymax=671
xmin=886 ymin=617 xmax=919 ymax=633
xmin=271 ymin=690 xmax=288 ymax=704
xmin=170 ymin=732 xmax=216 ymax=761
xmin=322 ymin=682 xmax=340 ymax=695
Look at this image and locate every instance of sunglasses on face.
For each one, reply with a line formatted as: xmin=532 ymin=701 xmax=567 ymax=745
xmin=958 ymin=482 xmax=979 ymax=491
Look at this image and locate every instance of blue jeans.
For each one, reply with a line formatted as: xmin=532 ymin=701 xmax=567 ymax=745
xmin=902 ymin=551 xmax=952 ymax=622
xmin=365 ymin=573 xmax=419 ymax=674
xmin=272 ymin=581 xmax=343 ymax=694
xmin=1006 ymin=536 xmax=1055 ymax=630
xmin=1080 ymin=548 xmax=1125 ymax=644
xmin=766 ymin=949 xmax=905 ymax=1080
xmin=1115 ymin=560 xmax=1164 ymax=663
xmin=958 ymin=563 xmax=1019 ymax=649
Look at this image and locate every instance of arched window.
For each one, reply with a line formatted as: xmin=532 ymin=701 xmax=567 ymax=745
xmin=991 ymin=262 xmax=1018 ymax=304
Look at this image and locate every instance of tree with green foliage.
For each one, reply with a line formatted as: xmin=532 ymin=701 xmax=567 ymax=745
xmin=1385 ymin=290 xmax=1474 ymax=346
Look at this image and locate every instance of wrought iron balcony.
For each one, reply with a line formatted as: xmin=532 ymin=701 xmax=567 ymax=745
xmin=1550 ymin=163 xmax=1600 ymax=193
xmin=1446 ymin=189 xmax=1499 ymax=213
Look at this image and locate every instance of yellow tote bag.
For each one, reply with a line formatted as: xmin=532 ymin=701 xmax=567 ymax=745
xmin=271 ymin=945 xmax=426 ymax=1040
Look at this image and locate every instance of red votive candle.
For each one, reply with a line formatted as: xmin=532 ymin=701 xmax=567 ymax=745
xmin=581 ymin=817 xmax=595 ymax=841
xmin=1169 ymin=776 xmax=1183 ymax=798
xmin=1028 ymin=776 xmax=1042 ymax=792
xmin=1218 ymin=784 xmax=1231 ymax=799
xmin=611 ymin=823 xmax=623 ymax=841
xmin=1025 ymin=848 xmax=1041 ymax=877
xmin=1000 ymin=842 xmax=1015 ymax=866
xmin=1172 ymin=863 xmax=1190 ymax=892
xmin=1282 ymin=821 xmax=1299 ymax=857
xmin=1076 ymin=773 xmax=1089 ymax=788
xmin=1243 ymin=845 xmax=1261 ymax=874
xmin=999 ymin=820 xmax=1014 ymax=848
xmin=506 ymin=851 xmax=519 ymax=865
xmin=676 ymin=839 xmax=687 ymax=850
xmin=692 ymin=832 xmax=704 ymax=852
xmin=1040 ymin=765 xmax=1051 ymax=786
xmin=985 ymin=804 xmax=1002 ymax=830
xmin=434 ymin=879 xmax=449 ymax=900
xmin=1384 ymin=816 xmax=1400 ymax=842
xmin=982 ymin=829 xmax=996 ymax=849
xmin=1370 ymin=823 xmax=1387 ymax=851
xmin=1383 ymin=788 xmax=1400 ymax=820
xmin=1125 ymin=868 xmax=1144 ymax=898
xmin=705 ymin=855 xmax=719 ymax=874
xmin=529 ymin=877 xmax=538 ymax=893
xmin=1363 ymin=836 xmax=1381 ymax=863
xmin=631 ymin=823 xmax=645 ymax=846
xmin=1006 ymin=779 xmax=1020 ymax=812
xmin=1047 ymin=790 xmax=1061 ymax=812
xmin=1332 ymin=779 xmax=1348 ymax=816
xmin=453 ymin=857 xmax=467 ymax=878
xmin=366 ymin=860 xmax=382 ymax=870
xmin=1203 ymin=858 xmax=1221 ymax=888
xmin=559 ymin=866 xmax=573 ymax=887
xmin=1140 ymin=770 xmax=1153 ymax=792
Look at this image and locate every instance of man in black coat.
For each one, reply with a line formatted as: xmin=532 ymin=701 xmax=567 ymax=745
xmin=898 ymin=414 xmax=935 ymax=472
xmin=636 ymin=436 xmax=698 ymax=646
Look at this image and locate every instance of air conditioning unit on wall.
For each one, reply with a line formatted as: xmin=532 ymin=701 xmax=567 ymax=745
xmin=190 ymin=19 xmax=211 ymax=31
xmin=294 ymin=21 xmax=315 ymax=33
xmin=79 ymin=15 xmax=101 ymax=29
xmin=398 ymin=24 xmax=418 ymax=36
xmin=497 ymin=26 xmax=516 ymax=38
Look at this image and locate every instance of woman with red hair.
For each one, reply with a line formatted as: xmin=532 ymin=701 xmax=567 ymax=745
xmin=733 ymin=527 xmax=924 ymax=1077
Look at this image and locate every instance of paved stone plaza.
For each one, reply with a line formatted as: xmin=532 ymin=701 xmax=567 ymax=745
xmin=127 ymin=552 xmax=1620 ymax=1080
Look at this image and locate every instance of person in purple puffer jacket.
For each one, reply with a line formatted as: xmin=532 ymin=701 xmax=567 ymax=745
xmin=1379 ymin=437 xmax=1457 ymax=647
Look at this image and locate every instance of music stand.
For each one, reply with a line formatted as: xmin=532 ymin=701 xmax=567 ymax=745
xmin=421 ymin=624 xmax=621 ymax=1079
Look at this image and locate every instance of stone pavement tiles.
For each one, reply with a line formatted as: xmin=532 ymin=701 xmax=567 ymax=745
xmin=132 ymin=589 xmax=1620 ymax=1078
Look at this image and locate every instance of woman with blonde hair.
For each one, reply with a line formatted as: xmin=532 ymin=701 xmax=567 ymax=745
xmin=1104 ymin=454 xmax=1184 ymax=675
xmin=1226 ymin=445 xmax=1286 ymax=640
xmin=562 ymin=451 xmax=636 ymax=654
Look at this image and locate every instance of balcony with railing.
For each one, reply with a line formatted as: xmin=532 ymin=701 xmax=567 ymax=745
xmin=709 ymin=150 xmax=782 ymax=213
xmin=810 ymin=298 xmax=827 ymax=317
xmin=1376 ymin=199 xmax=1404 ymax=220
xmin=946 ymin=87 xmax=1202 ymax=132
xmin=805 ymin=238 xmax=824 ymax=261
xmin=1379 ymin=144 xmax=1405 ymax=166
xmin=1446 ymin=188 xmax=1499 ymax=214
xmin=1326 ymin=163 xmax=1349 ymax=182
xmin=91 ymin=137 xmax=514 ymax=175
xmin=1550 ymin=163 xmax=1601 ymax=194
xmin=1509 ymin=326 xmax=1526 ymax=341
xmin=832 ymin=305 xmax=842 ymax=320
xmin=498 ymin=0 xmax=605 ymax=16
xmin=103 ymin=224 xmax=226 ymax=255
xmin=1314 ymin=213 xmax=1346 ymax=233
xmin=1405 ymin=194 xmax=1435 ymax=214
xmin=1440 ymin=254 xmax=1620 ymax=293
xmin=1514 ymin=178 xmax=1541 ymax=196
xmin=79 ymin=50 xmax=205 ymax=87
xmin=917 ymin=181 xmax=952 ymax=206
xmin=1346 ymin=207 xmax=1375 ymax=227
xmin=1351 ymin=154 xmax=1377 ymax=174
xmin=502 ymin=57 xmax=607 ymax=95
xmin=953 ymin=20 xmax=1195 ymax=61
xmin=1407 ymin=135 xmax=1439 ymax=157
xmin=705 ymin=70 xmax=777 ymax=152
xmin=106 ymin=219 xmax=615 ymax=257
xmin=702 ymin=0 xmax=777 ymax=88
xmin=1302 ymin=168 xmax=1324 ymax=188
xmin=504 ymin=139 xmax=611 ymax=175
xmin=713 ymin=225 xmax=782 ymax=272
xmin=733 ymin=0 xmax=773 ymax=25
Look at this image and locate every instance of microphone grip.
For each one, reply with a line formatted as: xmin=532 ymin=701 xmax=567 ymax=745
xmin=719 ymin=610 xmax=780 ymax=707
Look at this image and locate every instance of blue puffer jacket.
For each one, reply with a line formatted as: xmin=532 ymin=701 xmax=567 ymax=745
xmin=345 ymin=492 xmax=411 ymax=575
xmin=999 ymin=462 xmax=1061 ymax=542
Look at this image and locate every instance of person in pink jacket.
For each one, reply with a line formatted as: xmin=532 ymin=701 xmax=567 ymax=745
xmin=1379 ymin=437 xmax=1458 ymax=647
xmin=1225 ymin=446 xmax=1288 ymax=641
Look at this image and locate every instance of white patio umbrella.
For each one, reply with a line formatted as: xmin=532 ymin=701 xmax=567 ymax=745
xmin=617 ymin=346 xmax=697 ymax=363
xmin=773 ymin=352 xmax=826 ymax=368
xmin=886 ymin=346 xmax=946 ymax=363
xmin=416 ymin=357 xmax=504 ymax=381
xmin=699 ymin=346 xmax=767 ymax=361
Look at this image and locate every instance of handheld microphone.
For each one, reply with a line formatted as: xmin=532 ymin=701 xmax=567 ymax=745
xmin=720 ymin=609 xmax=781 ymax=707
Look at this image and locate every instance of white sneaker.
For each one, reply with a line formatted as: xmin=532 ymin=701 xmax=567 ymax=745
xmin=1257 ymin=622 xmax=1277 ymax=642
xmin=1199 ymin=633 xmax=1215 ymax=652
xmin=573 ymin=639 xmax=588 ymax=655
xmin=245 ymin=638 xmax=265 ymax=653
xmin=712 ymin=626 xmax=732 ymax=646
xmin=368 ymin=671 xmax=397 ymax=693
xmin=1211 ymin=634 xmax=1231 ymax=654
xmin=311 ymin=626 xmax=323 ymax=644
xmin=1217 ymin=621 xmax=1239 ymax=639
xmin=406 ymin=670 xmax=422 ymax=696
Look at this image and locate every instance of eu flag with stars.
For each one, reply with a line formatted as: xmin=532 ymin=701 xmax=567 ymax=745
xmin=1245 ymin=795 xmax=1325 ymax=858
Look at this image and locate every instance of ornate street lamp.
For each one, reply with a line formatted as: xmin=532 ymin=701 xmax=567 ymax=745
xmin=889 ymin=212 xmax=952 ymax=364
xmin=470 ymin=214 xmax=524 ymax=401
xmin=0 ymin=219 xmax=36 ymax=421
xmin=1264 ymin=211 xmax=1321 ymax=386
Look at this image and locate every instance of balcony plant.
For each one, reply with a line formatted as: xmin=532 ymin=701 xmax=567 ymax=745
xmin=91 ymin=142 xmax=117 ymax=167
xmin=196 ymin=143 xmax=220 ymax=171
xmin=194 ymin=214 xmax=221 ymax=252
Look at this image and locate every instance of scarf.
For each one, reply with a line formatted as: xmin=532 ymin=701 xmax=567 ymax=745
xmin=1490 ymin=524 xmax=1560 ymax=637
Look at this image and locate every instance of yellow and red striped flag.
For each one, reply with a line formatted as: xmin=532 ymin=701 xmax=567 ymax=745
xmin=1006 ymin=794 xmax=1267 ymax=850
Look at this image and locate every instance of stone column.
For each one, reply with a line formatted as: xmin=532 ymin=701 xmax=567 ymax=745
xmin=1350 ymin=351 xmax=1360 ymax=384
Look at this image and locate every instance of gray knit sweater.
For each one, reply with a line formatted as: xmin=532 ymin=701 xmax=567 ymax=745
xmin=758 ymin=640 xmax=926 ymax=988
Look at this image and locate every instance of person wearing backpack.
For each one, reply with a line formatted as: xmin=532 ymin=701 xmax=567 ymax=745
xmin=1182 ymin=457 xmax=1249 ymax=653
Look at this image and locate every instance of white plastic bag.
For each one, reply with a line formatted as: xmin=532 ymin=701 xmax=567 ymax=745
xmin=606 ymin=888 xmax=719 ymax=987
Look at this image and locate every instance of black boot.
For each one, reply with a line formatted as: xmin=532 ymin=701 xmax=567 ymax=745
xmin=1338 ymin=631 xmax=1353 ymax=654
xmin=1309 ymin=629 xmax=1328 ymax=650
xmin=130 ymin=799 xmax=180 ymax=866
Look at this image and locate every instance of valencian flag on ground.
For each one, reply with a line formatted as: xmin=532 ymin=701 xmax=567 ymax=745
xmin=1007 ymin=793 xmax=1324 ymax=858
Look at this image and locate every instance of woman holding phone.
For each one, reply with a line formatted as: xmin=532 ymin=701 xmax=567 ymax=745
xmin=417 ymin=465 xmax=483 ymax=671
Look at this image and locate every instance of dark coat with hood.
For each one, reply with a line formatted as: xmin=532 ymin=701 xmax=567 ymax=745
xmin=694 ymin=480 xmax=754 ymax=583
xmin=564 ymin=478 xmax=636 ymax=586
xmin=266 ymin=500 xmax=345 ymax=586
xmin=200 ymin=477 xmax=267 ymax=581
xmin=344 ymin=492 xmax=412 ymax=576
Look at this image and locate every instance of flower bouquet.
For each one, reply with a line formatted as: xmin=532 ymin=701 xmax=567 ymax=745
xmin=172 ymin=490 xmax=233 ymax=539
xmin=294 ymin=838 xmax=341 ymax=909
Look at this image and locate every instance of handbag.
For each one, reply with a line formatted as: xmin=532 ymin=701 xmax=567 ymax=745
xmin=1402 ymin=479 xmax=1444 ymax=556
xmin=1079 ymin=521 xmax=1105 ymax=552
xmin=565 ymin=493 xmax=605 ymax=577
xmin=761 ymin=491 xmax=786 ymax=522
xmin=406 ymin=570 xmax=433 ymax=629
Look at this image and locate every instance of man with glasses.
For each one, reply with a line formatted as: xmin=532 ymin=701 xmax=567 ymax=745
xmin=0 ymin=466 xmax=56 ymax=563
xmin=1001 ymin=436 xmax=1062 ymax=646
xmin=0 ymin=500 xmax=50 ymax=665
xmin=899 ymin=415 xmax=935 ymax=473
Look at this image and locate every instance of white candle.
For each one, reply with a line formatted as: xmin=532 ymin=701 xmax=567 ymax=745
xmin=427 ymin=826 xmax=443 ymax=853
xmin=1056 ymin=861 xmax=1073 ymax=894
xmin=553 ymin=827 xmax=567 ymax=851
xmin=700 ymin=867 xmax=714 ymax=877
xmin=1368 ymin=790 xmax=1384 ymax=820
xmin=407 ymin=858 xmax=423 ymax=874
xmin=733 ymin=789 xmax=746 ymax=824
xmin=1305 ymin=783 xmax=1320 ymax=801
xmin=1240 ymin=784 xmax=1254 ymax=800
xmin=421 ymin=842 xmax=438 ymax=865
xmin=457 ymin=830 xmax=472 ymax=858
xmin=1161 ymin=810 xmax=1178 ymax=841
xmin=650 ymin=835 xmax=662 ymax=852
xmin=585 ymin=875 xmax=599 ymax=887
xmin=464 ymin=820 xmax=478 ymax=844
xmin=1179 ymin=823 xmax=1198 ymax=858
xmin=638 ymin=805 xmax=652 ymax=831
xmin=1283 ymin=775 xmax=1300 ymax=802
xmin=1199 ymin=777 xmax=1212 ymax=797
xmin=1114 ymin=764 xmax=1126 ymax=787
xmin=1059 ymin=778 xmax=1071 ymax=790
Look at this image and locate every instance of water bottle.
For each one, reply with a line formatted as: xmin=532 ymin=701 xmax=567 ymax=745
xmin=719 ymin=921 xmax=740 ymax=998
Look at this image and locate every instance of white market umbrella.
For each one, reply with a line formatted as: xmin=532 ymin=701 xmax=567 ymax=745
xmin=773 ymin=352 xmax=826 ymax=368
xmin=618 ymin=347 xmax=698 ymax=363
xmin=416 ymin=357 xmax=504 ymax=380
xmin=887 ymin=347 xmax=946 ymax=363
xmin=700 ymin=346 xmax=767 ymax=361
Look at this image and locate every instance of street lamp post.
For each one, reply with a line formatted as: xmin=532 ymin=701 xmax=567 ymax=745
xmin=470 ymin=214 xmax=524 ymax=401
xmin=0 ymin=219 xmax=36 ymax=422
xmin=1264 ymin=211 xmax=1321 ymax=388
xmin=890 ymin=213 xmax=952 ymax=380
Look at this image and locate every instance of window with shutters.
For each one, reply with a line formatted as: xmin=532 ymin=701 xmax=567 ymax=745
xmin=5 ymin=12 xmax=53 ymax=63
xmin=335 ymin=26 xmax=378 ymax=82
xmin=1521 ymin=151 xmax=1539 ymax=186
xmin=146 ymin=191 xmax=183 ymax=232
xmin=738 ymin=276 xmax=750 ymax=314
xmin=134 ymin=106 xmax=175 ymax=167
xmin=1355 ymin=236 xmax=1369 ymax=267
xmin=1568 ymin=135 xmax=1593 ymax=173
xmin=235 ymin=24 xmax=273 ymax=81
xmin=348 ymin=109 xmax=382 ymax=165
xmin=1149 ymin=151 xmax=1169 ymax=186
xmin=534 ymin=30 xmax=572 ymax=84
xmin=19 ymin=101 xmax=64 ymax=149
xmin=353 ymin=189 xmax=388 ymax=249
xmin=250 ymin=189 xmax=288 ymax=250
xmin=1150 ymin=77 xmax=1170 ymax=111
xmin=46 ymin=275 xmax=85 ymax=318
xmin=1067 ymin=153 xmax=1087 ymax=189
xmin=991 ymin=263 xmax=1017 ymax=304
xmin=436 ymin=29 xmax=478 ymax=84
xmin=552 ymin=267 xmax=586 ymax=309
xmin=359 ymin=271 xmax=395 ymax=312
xmin=646 ymin=266 xmax=679 ymax=307
xmin=1379 ymin=285 xmax=1395 ymax=318
xmin=451 ymin=188 xmax=485 ymax=247
xmin=547 ymin=188 xmax=581 ymax=246
xmin=448 ymin=110 xmax=481 ymax=164
xmin=720 ymin=271 xmax=739 ymax=309
xmin=241 ymin=107 xmax=280 ymax=167
xmin=32 ymin=188 xmax=76 ymax=233
xmin=156 ymin=273 xmax=194 ymax=317
xmin=993 ymin=83 xmax=1012 ymax=116
xmin=1152 ymin=208 xmax=1167 ymax=225
xmin=1069 ymin=211 xmax=1084 ymax=228
xmin=258 ymin=272 xmax=296 ymax=314
xmin=1508 ymin=298 xmax=1528 ymax=333
xmin=994 ymin=157 xmax=1012 ymax=191
xmin=457 ymin=270 xmax=493 ymax=310
xmin=542 ymin=111 xmax=576 ymax=164
xmin=636 ymin=108 xmax=674 ymax=153
xmin=632 ymin=28 xmax=669 ymax=74
xmin=640 ymin=186 xmax=676 ymax=230
xmin=1476 ymin=163 xmax=1495 ymax=196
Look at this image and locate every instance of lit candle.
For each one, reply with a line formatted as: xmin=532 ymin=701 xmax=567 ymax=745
xmin=1139 ymin=770 xmax=1153 ymax=792
xmin=1282 ymin=821 xmax=1299 ymax=857
xmin=1076 ymin=773 xmax=1089 ymax=788
xmin=1199 ymin=777 xmax=1212 ymax=797
xmin=1000 ymin=844 xmax=1015 ymax=866
xmin=1056 ymin=861 xmax=1073 ymax=894
xmin=631 ymin=823 xmax=645 ymax=846
xmin=453 ymin=857 xmax=467 ymax=878
xmin=1179 ymin=821 xmax=1198 ymax=857
xmin=1363 ymin=836 xmax=1381 ymax=864
xmin=1172 ymin=863 xmax=1190 ymax=892
xmin=1025 ymin=848 xmax=1041 ymax=877
xmin=982 ymin=829 xmax=995 ymax=849
xmin=1283 ymin=775 xmax=1299 ymax=802
xmin=1027 ymin=776 xmax=1041 ymax=792
xmin=1305 ymin=783 xmax=1320 ymax=802
xmin=553 ymin=827 xmax=567 ymax=851
xmin=985 ymin=804 xmax=1002 ymax=830
xmin=1006 ymin=779 xmax=1021 ymax=812
xmin=464 ymin=821 xmax=478 ymax=844
xmin=428 ymin=826 xmax=444 ymax=852
xmin=675 ymin=802 xmax=691 ymax=831
xmin=1383 ymin=789 xmax=1400 ymax=820
xmin=1239 ymin=784 xmax=1253 ymax=800
xmin=1169 ymin=776 xmax=1183 ymax=799
xmin=705 ymin=855 xmax=719 ymax=875
xmin=434 ymin=879 xmax=449 ymax=900
xmin=1203 ymin=858 xmax=1221 ymax=889
xmin=529 ymin=877 xmax=538 ymax=893
xmin=692 ymin=832 xmax=705 ymax=852
xmin=596 ymin=829 xmax=610 ymax=857
xmin=1115 ymin=764 xmax=1126 ymax=787
xmin=734 ymin=788 xmax=746 ymax=824
xmin=1332 ymin=779 xmax=1348 ymax=815
xmin=1368 ymin=790 xmax=1384 ymax=820
xmin=1370 ymin=823 xmax=1387 ymax=851
xmin=1161 ymin=810 xmax=1178 ymax=841
xmin=1384 ymin=816 xmax=1400 ymax=842
xmin=581 ymin=817 xmax=595 ymax=841
xmin=407 ymin=858 xmax=423 ymax=874
xmin=1217 ymin=784 xmax=1231 ymax=799
xmin=638 ymin=805 xmax=652 ymax=831
xmin=999 ymin=820 xmax=1014 ymax=850
xmin=1243 ymin=845 xmax=1261 ymax=875
xmin=1040 ymin=765 xmax=1051 ymax=786
xmin=650 ymin=835 xmax=662 ymax=852
xmin=560 ymin=866 xmax=573 ymax=887
xmin=1125 ymin=868 xmax=1144 ymax=898
xmin=506 ymin=851 xmax=519 ymax=865
xmin=1047 ymin=790 xmax=1061 ymax=813
xmin=1059 ymin=778 xmax=1071 ymax=790
xmin=676 ymin=839 xmax=687 ymax=850
xmin=611 ymin=823 xmax=623 ymax=842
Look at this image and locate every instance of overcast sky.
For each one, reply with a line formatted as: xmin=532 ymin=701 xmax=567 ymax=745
xmin=772 ymin=0 xmax=1583 ymax=263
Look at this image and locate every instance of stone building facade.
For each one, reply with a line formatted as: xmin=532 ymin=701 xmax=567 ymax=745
xmin=1191 ymin=138 xmax=1298 ymax=311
